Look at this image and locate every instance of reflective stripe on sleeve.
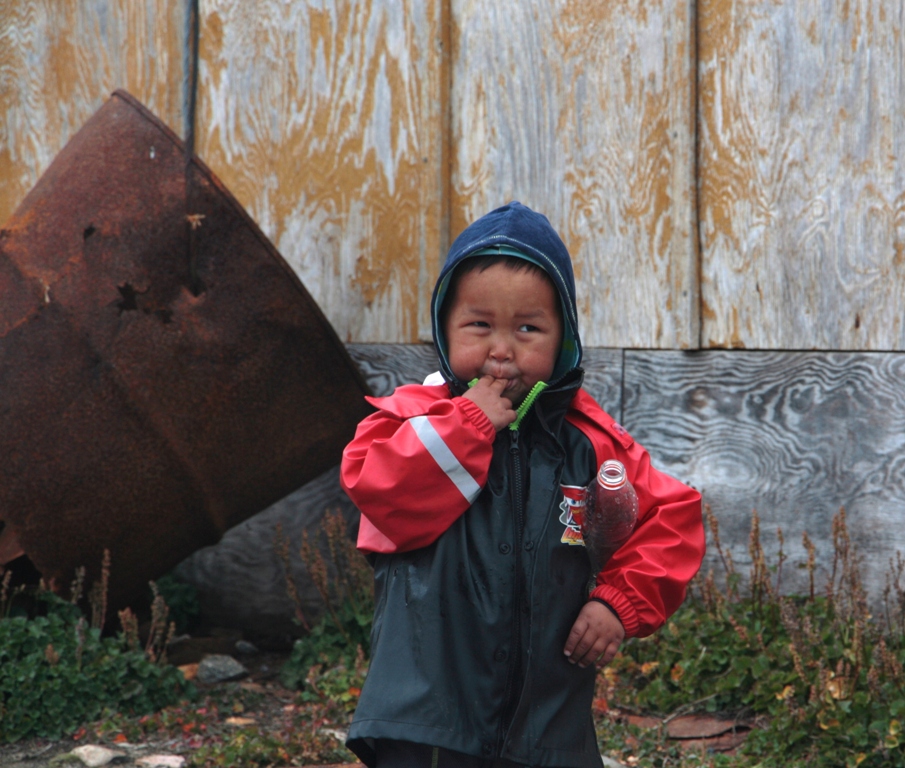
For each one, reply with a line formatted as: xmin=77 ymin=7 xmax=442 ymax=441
xmin=409 ymin=415 xmax=482 ymax=503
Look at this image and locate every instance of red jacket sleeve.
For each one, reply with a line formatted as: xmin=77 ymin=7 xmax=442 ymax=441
xmin=341 ymin=385 xmax=496 ymax=553
xmin=567 ymin=390 xmax=705 ymax=639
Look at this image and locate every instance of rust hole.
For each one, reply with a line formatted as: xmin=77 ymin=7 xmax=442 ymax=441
xmin=116 ymin=283 xmax=141 ymax=313
xmin=83 ymin=224 xmax=96 ymax=240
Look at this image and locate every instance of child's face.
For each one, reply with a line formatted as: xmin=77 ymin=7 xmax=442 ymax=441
xmin=444 ymin=262 xmax=562 ymax=404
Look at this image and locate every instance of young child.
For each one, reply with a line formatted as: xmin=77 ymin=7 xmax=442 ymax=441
xmin=341 ymin=201 xmax=705 ymax=768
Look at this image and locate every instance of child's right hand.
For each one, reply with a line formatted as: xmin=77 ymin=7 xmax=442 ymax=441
xmin=462 ymin=375 xmax=517 ymax=431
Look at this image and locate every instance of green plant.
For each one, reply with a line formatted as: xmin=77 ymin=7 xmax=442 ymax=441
xmin=277 ymin=511 xmax=373 ymax=693
xmin=77 ymin=683 xmax=358 ymax=767
xmin=186 ymin=697 xmax=356 ymax=768
xmin=602 ymin=507 xmax=905 ymax=768
xmin=155 ymin=572 xmax=201 ymax=634
xmin=0 ymin=555 xmax=193 ymax=743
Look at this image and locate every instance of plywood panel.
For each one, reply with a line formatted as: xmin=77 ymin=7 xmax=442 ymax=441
xmin=345 ymin=343 xmax=623 ymax=414
xmin=347 ymin=342 xmax=441 ymax=394
xmin=699 ymin=0 xmax=905 ymax=350
xmin=450 ymin=0 xmax=698 ymax=350
xmin=196 ymin=0 xmax=447 ymax=345
xmin=623 ymin=349 xmax=905 ymax=599
xmin=0 ymin=0 xmax=187 ymax=226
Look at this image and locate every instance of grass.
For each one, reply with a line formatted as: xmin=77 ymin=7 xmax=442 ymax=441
xmin=594 ymin=507 xmax=905 ymax=768
xmin=2 ymin=507 xmax=903 ymax=768
xmin=0 ymin=553 xmax=191 ymax=743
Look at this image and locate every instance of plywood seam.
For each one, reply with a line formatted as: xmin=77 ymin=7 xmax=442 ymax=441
xmin=440 ymin=0 xmax=453 ymax=268
xmin=692 ymin=0 xmax=703 ymax=351
xmin=183 ymin=0 xmax=199 ymax=147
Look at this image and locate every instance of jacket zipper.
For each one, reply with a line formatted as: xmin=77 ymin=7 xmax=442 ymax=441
xmin=497 ymin=427 xmax=525 ymax=754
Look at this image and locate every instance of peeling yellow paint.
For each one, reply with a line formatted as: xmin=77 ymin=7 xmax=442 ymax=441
xmin=0 ymin=0 xmax=185 ymax=226
xmin=197 ymin=0 xmax=445 ymax=343
xmin=6 ymin=0 xmax=902 ymax=350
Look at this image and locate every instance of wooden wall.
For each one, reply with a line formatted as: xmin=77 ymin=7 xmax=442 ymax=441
xmin=3 ymin=1 xmax=905 ymax=598
xmin=6 ymin=0 xmax=902 ymax=350
xmin=339 ymin=344 xmax=905 ymax=602
xmin=0 ymin=0 xmax=187 ymax=230
xmin=698 ymin=0 xmax=905 ymax=350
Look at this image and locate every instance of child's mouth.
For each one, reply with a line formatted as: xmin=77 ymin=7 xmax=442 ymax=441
xmin=483 ymin=372 xmax=519 ymax=390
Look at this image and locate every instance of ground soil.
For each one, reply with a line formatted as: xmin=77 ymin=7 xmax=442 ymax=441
xmin=0 ymin=631 xmax=749 ymax=768
xmin=0 ymin=632 xmax=361 ymax=768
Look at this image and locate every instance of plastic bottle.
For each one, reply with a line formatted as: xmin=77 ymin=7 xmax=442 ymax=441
xmin=581 ymin=459 xmax=639 ymax=574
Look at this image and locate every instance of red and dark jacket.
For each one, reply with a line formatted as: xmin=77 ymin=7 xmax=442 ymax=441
xmin=341 ymin=374 xmax=704 ymax=767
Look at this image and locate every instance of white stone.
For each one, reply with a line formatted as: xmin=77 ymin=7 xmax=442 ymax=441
xmin=66 ymin=745 xmax=127 ymax=767
xmin=136 ymin=756 xmax=187 ymax=768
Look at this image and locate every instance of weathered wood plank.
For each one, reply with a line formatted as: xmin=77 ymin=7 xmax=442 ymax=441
xmin=347 ymin=342 xmax=440 ymax=395
xmin=176 ymin=344 xmax=904 ymax=632
xmin=698 ymin=0 xmax=905 ymax=350
xmin=0 ymin=0 xmax=187 ymax=226
xmin=175 ymin=463 xmax=362 ymax=638
xmin=450 ymin=0 xmax=698 ymax=350
xmin=196 ymin=0 xmax=447 ymax=345
xmin=345 ymin=343 xmax=623 ymax=413
xmin=576 ymin=348 xmax=624 ymax=418
xmin=623 ymin=350 xmax=905 ymax=598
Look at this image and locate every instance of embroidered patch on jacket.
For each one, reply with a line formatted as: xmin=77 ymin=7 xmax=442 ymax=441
xmin=559 ymin=484 xmax=587 ymax=546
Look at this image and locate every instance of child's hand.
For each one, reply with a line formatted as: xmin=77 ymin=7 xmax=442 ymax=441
xmin=563 ymin=601 xmax=625 ymax=669
xmin=462 ymin=375 xmax=517 ymax=431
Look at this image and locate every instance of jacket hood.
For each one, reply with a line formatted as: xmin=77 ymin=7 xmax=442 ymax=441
xmin=431 ymin=201 xmax=582 ymax=390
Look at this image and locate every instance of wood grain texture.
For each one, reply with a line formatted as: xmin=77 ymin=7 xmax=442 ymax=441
xmin=699 ymin=0 xmax=905 ymax=350
xmin=175 ymin=464 xmax=362 ymax=638
xmin=622 ymin=350 xmax=905 ymax=597
xmin=347 ymin=342 xmax=440 ymax=394
xmin=450 ymin=0 xmax=699 ymax=350
xmin=346 ymin=343 xmax=623 ymax=412
xmin=175 ymin=344 xmax=904 ymax=631
xmin=0 ymin=0 xmax=187 ymax=226
xmin=196 ymin=0 xmax=447 ymax=345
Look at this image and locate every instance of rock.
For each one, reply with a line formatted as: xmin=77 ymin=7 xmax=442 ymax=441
xmin=53 ymin=745 xmax=127 ymax=767
xmin=135 ymin=757 xmax=186 ymax=768
xmin=196 ymin=654 xmax=248 ymax=684
xmin=234 ymin=640 xmax=259 ymax=655
xmin=224 ymin=716 xmax=257 ymax=727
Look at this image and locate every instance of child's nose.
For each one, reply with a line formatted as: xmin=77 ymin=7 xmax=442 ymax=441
xmin=489 ymin=335 xmax=514 ymax=361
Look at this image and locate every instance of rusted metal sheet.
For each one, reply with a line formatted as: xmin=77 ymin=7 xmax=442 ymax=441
xmin=0 ymin=90 xmax=372 ymax=608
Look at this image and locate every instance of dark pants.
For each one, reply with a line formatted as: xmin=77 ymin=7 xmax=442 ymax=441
xmin=374 ymin=740 xmax=534 ymax=768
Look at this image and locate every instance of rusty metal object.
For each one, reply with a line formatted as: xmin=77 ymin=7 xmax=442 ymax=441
xmin=0 ymin=90 xmax=372 ymax=608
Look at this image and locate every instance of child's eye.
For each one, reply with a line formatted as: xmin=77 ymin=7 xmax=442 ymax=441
xmin=518 ymin=324 xmax=539 ymax=332
xmin=470 ymin=321 xmax=490 ymax=328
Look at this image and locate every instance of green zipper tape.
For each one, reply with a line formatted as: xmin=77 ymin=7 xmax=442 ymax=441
xmin=466 ymin=378 xmax=548 ymax=430
xmin=510 ymin=381 xmax=548 ymax=430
